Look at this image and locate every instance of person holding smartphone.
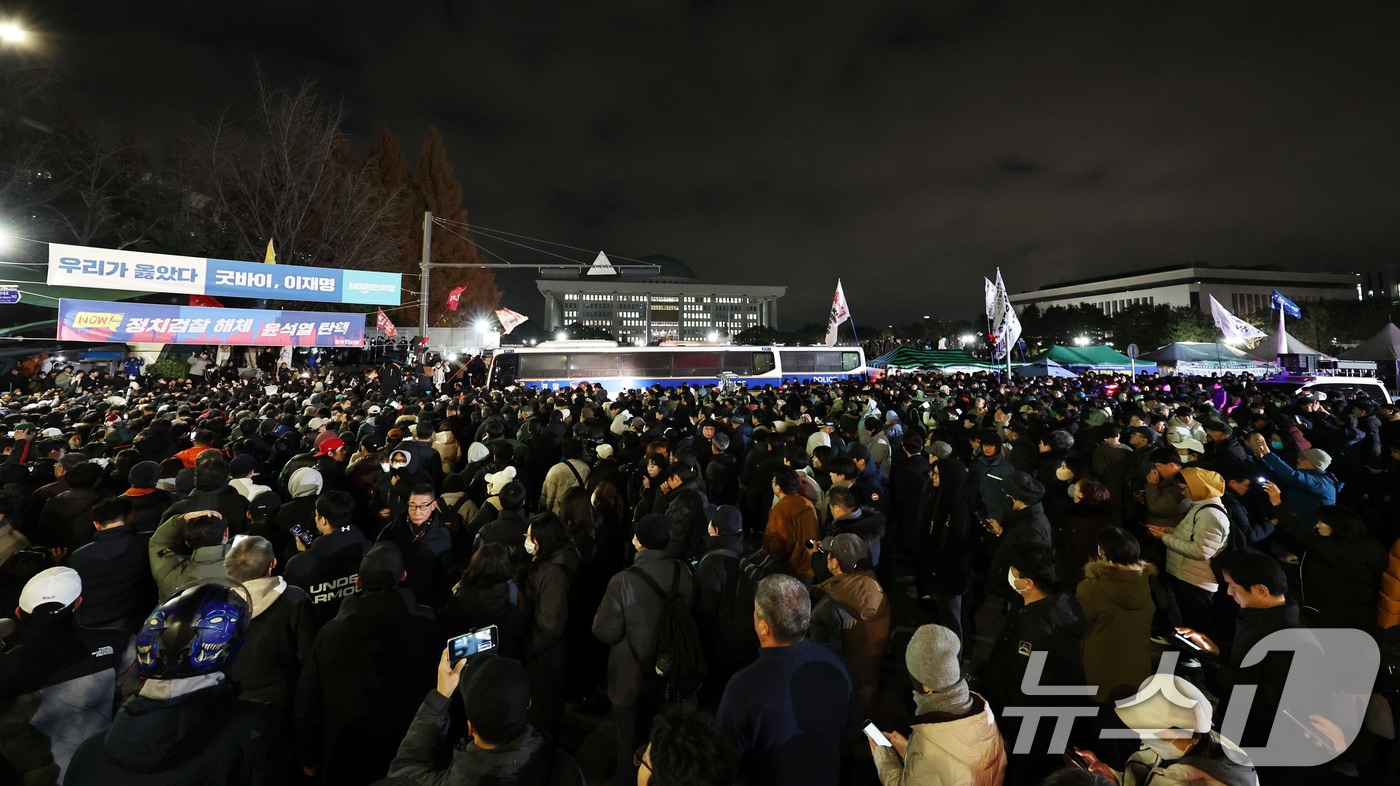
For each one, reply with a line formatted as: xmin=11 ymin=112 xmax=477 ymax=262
xmin=869 ymin=624 xmax=1006 ymax=785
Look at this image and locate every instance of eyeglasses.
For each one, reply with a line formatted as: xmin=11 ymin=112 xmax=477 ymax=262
xmin=633 ymin=744 xmax=651 ymax=773
xmin=408 ymin=501 xmax=435 ymax=511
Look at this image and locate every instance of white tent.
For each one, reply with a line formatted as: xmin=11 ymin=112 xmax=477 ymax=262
xmin=1252 ymin=328 xmax=1333 ymax=361
xmin=1341 ymin=323 xmax=1400 ymax=362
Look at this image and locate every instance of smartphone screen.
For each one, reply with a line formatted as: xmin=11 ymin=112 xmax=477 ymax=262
xmin=1280 ymin=708 xmax=1336 ymax=754
xmin=862 ymin=721 xmax=892 ymax=747
xmin=448 ymin=625 xmax=499 ymax=665
xmin=1173 ymin=632 xmax=1203 ymax=651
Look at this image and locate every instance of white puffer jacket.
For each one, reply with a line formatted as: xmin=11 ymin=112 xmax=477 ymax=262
xmin=872 ymin=693 xmax=1006 ymax=786
xmin=1163 ymin=501 xmax=1229 ymax=592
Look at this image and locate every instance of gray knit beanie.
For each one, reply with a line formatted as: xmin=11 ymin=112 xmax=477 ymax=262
xmin=906 ymin=624 xmax=961 ymax=692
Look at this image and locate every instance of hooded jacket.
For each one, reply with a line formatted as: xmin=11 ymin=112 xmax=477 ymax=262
xmin=812 ymin=569 xmax=890 ymax=706
xmin=65 ymin=682 xmax=291 ymax=786
xmin=1162 ymin=469 xmax=1229 ymax=592
xmin=226 ymin=576 xmax=318 ymax=708
xmin=1077 ymin=560 xmax=1157 ymax=704
xmin=0 ymin=615 xmax=134 ymax=784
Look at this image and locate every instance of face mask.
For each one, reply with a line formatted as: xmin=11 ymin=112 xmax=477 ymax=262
xmin=1054 ymin=467 xmax=1073 ymax=481
xmin=1140 ymin=735 xmax=1186 ymax=761
xmin=524 ymin=537 xmax=538 ymax=556
xmin=1007 ymin=568 xmax=1026 ymax=594
xmin=1270 ymin=439 xmax=1284 ymax=450
xmin=1068 ymin=486 xmax=1079 ymax=500
xmin=380 ymin=462 xmax=391 ymax=473
xmin=1179 ymin=452 xmax=1192 ymax=463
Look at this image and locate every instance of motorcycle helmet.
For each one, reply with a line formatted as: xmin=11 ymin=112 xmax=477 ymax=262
xmin=135 ymin=580 xmax=249 ymax=679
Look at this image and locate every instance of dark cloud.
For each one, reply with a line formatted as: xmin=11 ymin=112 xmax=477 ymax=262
xmin=21 ymin=0 xmax=1400 ymax=326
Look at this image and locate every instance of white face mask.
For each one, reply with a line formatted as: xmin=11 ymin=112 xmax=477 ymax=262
xmin=1007 ymin=568 xmax=1026 ymax=594
xmin=1140 ymin=735 xmax=1186 ymax=761
xmin=524 ymin=537 xmax=538 ymax=556
xmin=1054 ymin=467 xmax=1074 ymax=481
xmin=1068 ymin=485 xmax=1079 ymax=500
xmin=380 ymin=462 xmax=391 ymax=473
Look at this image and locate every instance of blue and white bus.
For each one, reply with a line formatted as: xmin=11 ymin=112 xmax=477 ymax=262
xmin=486 ymin=342 xmax=866 ymax=395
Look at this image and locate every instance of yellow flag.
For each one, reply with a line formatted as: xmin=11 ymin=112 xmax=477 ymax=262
xmin=264 ymin=239 xmax=277 ymax=264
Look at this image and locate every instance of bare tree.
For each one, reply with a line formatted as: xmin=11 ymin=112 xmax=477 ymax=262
xmin=186 ymin=74 xmax=402 ymax=271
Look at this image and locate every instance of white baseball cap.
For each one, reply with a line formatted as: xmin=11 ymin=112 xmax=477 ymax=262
xmin=19 ymin=567 xmax=82 ymax=614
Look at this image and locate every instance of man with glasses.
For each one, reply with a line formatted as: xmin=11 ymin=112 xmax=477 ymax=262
xmin=376 ymin=483 xmax=454 ymax=608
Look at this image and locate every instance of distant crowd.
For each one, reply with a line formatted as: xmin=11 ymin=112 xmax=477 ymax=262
xmin=0 ymin=355 xmax=1398 ymax=785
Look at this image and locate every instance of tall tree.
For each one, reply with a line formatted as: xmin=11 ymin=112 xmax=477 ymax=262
xmin=406 ymin=126 xmax=499 ymax=329
xmin=184 ymin=75 xmax=402 ymax=281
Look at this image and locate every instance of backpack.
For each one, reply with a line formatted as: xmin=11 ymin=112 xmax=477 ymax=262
xmin=1200 ymin=502 xmax=1247 ymax=552
xmin=698 ymin=551 xmax=759 ymax=667
xmin=626 ymin=563 xmax=707 ymax=704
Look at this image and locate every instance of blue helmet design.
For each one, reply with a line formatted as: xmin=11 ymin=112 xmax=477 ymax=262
xmin=136 ymin=581 xmax=249 ymax=680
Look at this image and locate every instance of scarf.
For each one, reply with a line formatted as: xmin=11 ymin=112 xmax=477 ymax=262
xmin=913 ymin=676 xmax=974 ymax=716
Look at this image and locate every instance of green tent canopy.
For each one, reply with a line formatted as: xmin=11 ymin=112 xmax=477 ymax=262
xmin=867 ymin=346 xmax=996 ymax=371
xmin=1032 ymin=345 xmax=1157 ymax=372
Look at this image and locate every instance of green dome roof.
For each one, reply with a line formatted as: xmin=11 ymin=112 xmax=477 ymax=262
xmin=638 ymin=255 xmax=698 ymax=282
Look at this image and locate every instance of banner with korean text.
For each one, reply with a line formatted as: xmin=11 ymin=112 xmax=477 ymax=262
xmin=47 ymin=243 xmax=402 ymax=307
xmin=57 ymin=299 xmax=366 ymax=347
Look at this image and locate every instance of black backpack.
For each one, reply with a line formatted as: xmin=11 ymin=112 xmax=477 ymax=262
xmin=626 ymin=563 xmax=708 ymax=704
xmin=1198 ymin=502 xmax=1246 ymax=552
xmin=698 ymin=551 xmax=760 ymax=667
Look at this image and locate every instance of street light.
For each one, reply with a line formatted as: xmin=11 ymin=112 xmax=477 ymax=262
xmin=959 ymin=334 xmax=975 ymax=345
xmin=1074 ymin=335 xmax=1090 ymax=346
xmin=0 ymin=23 xmax=27 ymax=44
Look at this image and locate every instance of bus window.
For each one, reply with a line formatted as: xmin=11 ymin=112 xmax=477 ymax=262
xmin=673 ymin=352 xmax=722 ymax=377
xmin=619 ymin=352 xmax=672 ymax=377
xmin=569 ymin=354 xmax=620 ymax=377
xmin=488 ymin=353 xmax=518 ymax=387
xmin=783 ymin=352 xmax=815 ymax=373
xmin=841 ymin=352 xmax=861 ymax=372
xmin=751 ymin=352 xmax=775 ymax=375
xmin=518 ymin=353 xmax=569 ymax=378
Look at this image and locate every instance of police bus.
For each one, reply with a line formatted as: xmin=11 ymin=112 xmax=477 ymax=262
xmin=485 ymin=342 xmax=866 ymax=394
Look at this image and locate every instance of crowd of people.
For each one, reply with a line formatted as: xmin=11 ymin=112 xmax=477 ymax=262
xmin=0 ymin=352 xmax=1398 ymax=786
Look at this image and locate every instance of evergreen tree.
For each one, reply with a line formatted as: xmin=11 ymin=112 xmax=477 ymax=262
xmin=406 ymin=126 xmax=500 ymax=328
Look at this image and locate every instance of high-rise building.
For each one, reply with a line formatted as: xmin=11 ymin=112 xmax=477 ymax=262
xmin=536 ymin=255 xmax=784 ymax=344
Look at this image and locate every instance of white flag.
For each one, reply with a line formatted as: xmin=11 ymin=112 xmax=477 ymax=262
xmin=494 ymin=308 xmax=529 ymax=335
xmin=1209 ymin=295 xmax=1267 ymax=345
xmin=990 ymin=269 xmax=1010 ymax=333
xmin=997 ymin=302 xmax=1022 ymax=360
xmin=992 ymin=269 xmax=1021 ymax=359
xmin=824 ymin=279 xmax=851 ymax=347
xmin=984 ymin=277 xmax=998 ymax=323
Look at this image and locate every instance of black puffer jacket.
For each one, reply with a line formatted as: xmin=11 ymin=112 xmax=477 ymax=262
xmin=659 ymin=480 xmax=709 ymax=562
xmin=916 ymin=458 xmax=971 ymax=597
xmin=987 ymin=501 xmax=1053 ymax=604
xmin=65 ymin=683 xmax=291 ymax=785
xmin=67 ymin=526 xmax=156 ymax=631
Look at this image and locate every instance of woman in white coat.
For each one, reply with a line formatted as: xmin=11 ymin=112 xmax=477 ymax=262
xmin=870 ymin=624 xmax=1006 ymax=786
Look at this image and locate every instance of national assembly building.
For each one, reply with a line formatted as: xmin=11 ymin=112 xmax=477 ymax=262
xmin=535 ymin=255 xmax=785 ymax=344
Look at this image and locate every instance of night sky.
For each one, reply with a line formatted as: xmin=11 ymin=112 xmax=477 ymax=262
xmin=10 ymin=1 xmax=1400 ymax=328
